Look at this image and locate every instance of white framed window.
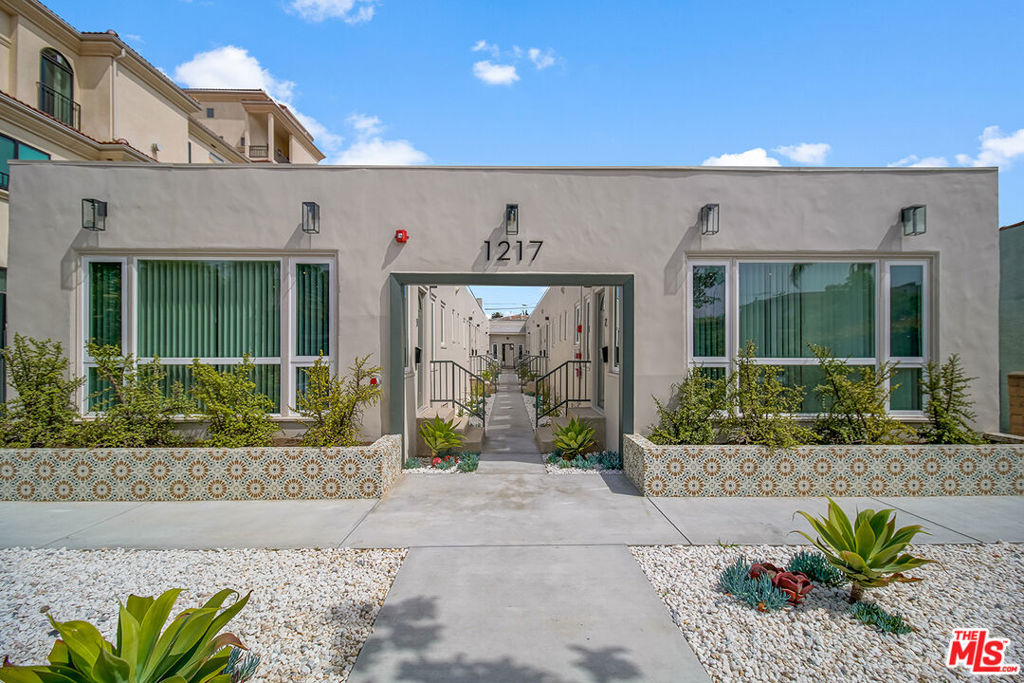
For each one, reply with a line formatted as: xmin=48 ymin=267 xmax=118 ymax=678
xmin=439 ymin=303 xmax=446 ymax=348
xmin=686 ymin=257 xmax=929 ymax=415
xmin=80 ymin=254 xmax=335 ymax=417
xmin=612 ymin=286 xmax=622 ymax=371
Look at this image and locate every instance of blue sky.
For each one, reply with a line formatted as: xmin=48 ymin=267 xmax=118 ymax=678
xmin=47 ymin=0 xmax=1024 ymax=311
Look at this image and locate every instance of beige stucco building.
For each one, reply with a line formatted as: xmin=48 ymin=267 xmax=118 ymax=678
xmin=185 ymin=89 xmax=324 ymax=165
xmin=5 ymin=163 xmax=1000 ymax=456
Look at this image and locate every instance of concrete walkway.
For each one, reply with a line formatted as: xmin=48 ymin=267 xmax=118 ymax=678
xmin=476 ymin=371 xmax=545 ymax=474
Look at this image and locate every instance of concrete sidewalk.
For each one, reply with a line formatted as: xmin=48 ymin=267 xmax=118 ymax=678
xmin=2 ymin=489 xmax=1021 ymax=549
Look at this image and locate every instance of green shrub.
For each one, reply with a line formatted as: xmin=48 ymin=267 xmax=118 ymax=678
xmin=786 ymin=550 xmax=846 ymax=587
xmin=920 ymin=354 xmax=984 ymax=444
xmin=724 ymin=341 xmax=816 ymax=449
xmin=850 ymin=602 xmax=913 ymax=634
xmin=296 ymin=354 xmax=383 ymax=447
xmin=79 ymin=344 xmax=194 ymax=448
xmin=810 ymin=344 xmax=913 ymax=445
xmin=553 ymin=416 xmax=596 ymax=461
xmin=648 ymin=370 xmax=726 ymax=445
xmin=0 ymin=334 xmax=83 ymax=448
xmin=190 ymin=356 xmax=279 ymax=448
xmin=419 ymin=415 xmax=464 ymax=458
xmin=0 ymin=588 xmax=252 ymax=683
xmin=796 ymin=497 xmax=934 ymax=603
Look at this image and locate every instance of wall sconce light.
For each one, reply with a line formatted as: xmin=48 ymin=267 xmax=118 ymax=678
xmin=82 ymin=198 xmax=107 ymax=231
xmin=301 ymin=201 xmax=320 ymax=234
xmin=505 ymin=203 xmax=519 ymax=235
xmin=901 ymin=205 xmax=926 ymax=236
xmin=700 ymin=203 xmax=719 ymax=235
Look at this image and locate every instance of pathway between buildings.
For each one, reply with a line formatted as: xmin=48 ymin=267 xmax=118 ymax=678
xmin=476 ymin=371 xmax=545 ymax=475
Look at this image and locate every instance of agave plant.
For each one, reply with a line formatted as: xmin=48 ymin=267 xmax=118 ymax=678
xmin=0 ymin=588 xmax=251 ymax=683
xmin=553 ymin=416 xmax=596 ymax=461
xmin=796 ymin=497 xmax=934 ymax=603
xmin=419 ymin=415 xmax=464 ymax=458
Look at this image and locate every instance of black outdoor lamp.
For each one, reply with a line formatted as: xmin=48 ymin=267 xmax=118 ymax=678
xmin=82 ymin=198 xmax=107 ymax=231
xmin=302 ymin=201 xmax=320 ymax=234
xmin=700 ymin=203 xmax=719 ymax=235
xmin=901 ymin=205 xmax=926 ymax=236
xmin=505 ymin=203 xmax=519 ymax=235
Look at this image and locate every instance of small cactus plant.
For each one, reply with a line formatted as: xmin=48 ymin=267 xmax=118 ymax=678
xmin=748 ymin=561 xmax=813 ymax=605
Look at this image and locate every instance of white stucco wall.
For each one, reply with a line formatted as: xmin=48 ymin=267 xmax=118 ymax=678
xmin=6 ymin=163 xmax=1001 ymax=446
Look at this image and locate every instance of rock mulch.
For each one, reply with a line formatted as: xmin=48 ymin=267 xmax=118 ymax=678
xmin=631 ymin=543 xmax=1024 ymax=682
xmin=522 ymin=393 xmax=551 ymax=428
xmin=0 ymin=547 xmax=406 ymax=682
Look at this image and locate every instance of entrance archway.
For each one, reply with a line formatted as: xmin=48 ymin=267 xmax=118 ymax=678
xmin=387 ymin=273 xmax=634 ymax=456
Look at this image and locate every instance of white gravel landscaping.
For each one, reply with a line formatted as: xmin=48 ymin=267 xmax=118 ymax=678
xmin=631 ymin=543 xmax=1024 ymax=682
xmin=544 ymin=460 xmax=621 ymax=474
xmin=0 ymin=547 xmax=406 ymax=682
xmin=523 ymin=392 xmax=551 ymax=428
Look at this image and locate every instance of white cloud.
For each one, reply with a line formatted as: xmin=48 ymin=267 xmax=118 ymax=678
xmin=528 ymin=47 xmax=555 ymax=70
xmin=956 ymin=126 xmax=1024 ymax=169
xmin=173 ymin=46 xmax=296 ymax=101
xmin=347 ymin=113 xmax=383 ymax=136
xmin=337 ymin=138 xmax=429 ymax=165
xmin=774 ymin=142 xmax=831 ymax=165
xmin=333 ymin=113 xmax=428 ymax=165
xmin=289 ymin=0 xmax=375 ymax=23
xmin=702 ymin=148 xmax=781 ymax=167
xmin=471 ymin=39 xmax=500 ymax=57
xmin=888 ymin=154 xmax=950 ymax=168
xmin=473 ymin=60 xmax=519 ymax=86
xmin=122 ymin=33 xmax=143 ymax=44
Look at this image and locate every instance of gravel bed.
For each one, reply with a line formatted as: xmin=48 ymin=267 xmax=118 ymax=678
xmin=522 ymin=393 xmax=551 ymax=428
xmin=631 ymin=543 xmax=1024 ymax=682
xmin=403 ymin=466 xmax=470 ymax=474
xmin=0 ymin=547 xmax=406 ymax=682
xmin=544 ymin=460 xmax=621 ymax=475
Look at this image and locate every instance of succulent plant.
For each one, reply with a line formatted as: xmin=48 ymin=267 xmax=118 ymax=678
xmin=718 ymin=555 xmax=789 ymax=611
xmin=850 ymin=602 xmax=913 ymax=635
xmin=748 ymin=562 xmax=813 ymax=605
xmin=553 ymin=417 xmax=596 ymax=460
xmin=419 ymin=415 xmax=464 ymax=458
xmin=787 ymin=550 xmax=846 ymax=587
xmin=796 ymin=496 xmax=935 ymax=603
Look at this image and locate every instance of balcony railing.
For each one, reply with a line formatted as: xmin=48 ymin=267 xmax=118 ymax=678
xmin=274 ymin=148 xmax=290 ymax=164
xmin=248 ymin=144 xmax=269 ymax=159
xmin=37 ymin=82 xmax=80 ymax=130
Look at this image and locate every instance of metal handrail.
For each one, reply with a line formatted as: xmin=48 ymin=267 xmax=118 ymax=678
xmin=535 ymin=360 xmax=591 ymax=426
xmin=469 ymin=354 xmax=500 ymax=377
xmin=248 ymin=145 xmax=269 ymax=159
xmin=37 ymin=82 xmax=80 ymax=129
xmin=430 ymin=360 xmax=486 ymax=422
xmin=517 ymin=354 xmax=547 ymax=385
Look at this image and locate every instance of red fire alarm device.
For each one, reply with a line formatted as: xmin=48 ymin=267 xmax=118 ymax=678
xmin=370 ymin=377 xmax=378 ymax=386
xmin=395 ymin=229 xmax=409 ymax=243
xmin=577 ymin=324 xmax=583 ymax=334
xmin=575 ymin=352 xmax=582 ymax=360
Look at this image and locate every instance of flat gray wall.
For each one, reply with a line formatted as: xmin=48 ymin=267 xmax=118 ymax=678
xmin=6 ymin=163 xmax=1001 ymax=445
xmin=1001 ymin=225 xmax=1024 ymax=431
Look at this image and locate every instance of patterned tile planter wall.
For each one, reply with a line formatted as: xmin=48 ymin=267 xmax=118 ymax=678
xmin=623 ymin=434 xmax=1024 ymax=497
xmin=0 ymin=434 xmax=403 ymax=501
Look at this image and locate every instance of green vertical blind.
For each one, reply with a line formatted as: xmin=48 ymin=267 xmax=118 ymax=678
xmin=137 ymin=260 xmax=280 ymax=358
xmin=890 ymin=265 xmax=923 ymax=357
xmin=296 ymin=263 xmax=330 ymax=356
xmin=693 ymin=265 xmax=726 ymax=357
xmin=89 ymin=261 xmax=122 ymax=348
xmin=739 ymin=262 xmax=875 ymax=358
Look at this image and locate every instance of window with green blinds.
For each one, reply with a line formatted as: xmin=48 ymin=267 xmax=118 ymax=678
xmin=88 ymin=261 xmax=122 ymax=348
xmin=137 ymin=260 xmax=280 ymax=358
xmin=739 ymin=262 xmax=875 ymax=358
xmin=890 ymin=265 xmax=923 ymax=357
xmin=296 ymin=263 xmax=330 ymax=356
xmin=693 ymin=265 xmax=726 ymax=357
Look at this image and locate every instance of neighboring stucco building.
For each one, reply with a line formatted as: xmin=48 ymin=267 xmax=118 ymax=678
xmin=6 ymin=163 xmax=1000 ymax=455
xmin=1001 ymin=220 xmax=1024 ymax=433
xmin=185 ymin=89 xmax=325 ymax=165
xmin=489 ymin=316 xmax=527 ymax=367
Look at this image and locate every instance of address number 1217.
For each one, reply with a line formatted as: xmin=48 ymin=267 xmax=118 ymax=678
xmin=484 ymin=239 xmax=543 ymax=264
